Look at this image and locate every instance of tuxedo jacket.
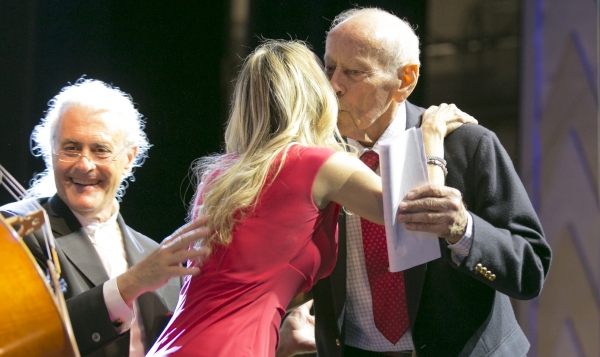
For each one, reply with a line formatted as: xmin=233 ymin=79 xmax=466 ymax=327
xmin=1 ymin=194 xmax=181 ymax=357
xmin=312 ymin=102 xmax=552 ymax=357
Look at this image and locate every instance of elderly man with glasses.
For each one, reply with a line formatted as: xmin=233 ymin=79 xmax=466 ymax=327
xmin=0 ymin=78 xmax=208 ymax=357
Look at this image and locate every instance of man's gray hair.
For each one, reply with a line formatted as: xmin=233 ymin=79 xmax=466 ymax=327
xmin=328 ymin=7 xmax=421 ymax=71
xmin=28 ymin=77 xmax=151 ymax=199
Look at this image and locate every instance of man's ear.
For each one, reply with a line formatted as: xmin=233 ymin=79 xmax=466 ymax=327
xmin=393 ymin=64 xmax=420 ymax=103
xmin=124 ymin=146 xmax=138 ymax=174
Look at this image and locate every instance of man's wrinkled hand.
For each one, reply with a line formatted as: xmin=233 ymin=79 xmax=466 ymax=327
xmin=277 ymin=300 xmax=316 ymax=357
xmin=117 ymin=215 xmax=211 ymax=306
xmin=397 ymin=184 xmax=467 ymax=244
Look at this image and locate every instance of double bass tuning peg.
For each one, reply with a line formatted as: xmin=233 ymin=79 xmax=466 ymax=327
xmin=5 ymin=209 xmax=45 ymax=237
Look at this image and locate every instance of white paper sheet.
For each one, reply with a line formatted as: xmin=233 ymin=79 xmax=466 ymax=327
xmin=376 ymin=127 xmax=441 ymax=272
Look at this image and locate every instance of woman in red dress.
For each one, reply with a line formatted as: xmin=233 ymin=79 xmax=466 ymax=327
xmin=147 ymin=40 xmax=473 ymax=357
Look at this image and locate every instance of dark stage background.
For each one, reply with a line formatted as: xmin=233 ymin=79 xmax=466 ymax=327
xmin=0 ymin=1 xmax=426 ymax=241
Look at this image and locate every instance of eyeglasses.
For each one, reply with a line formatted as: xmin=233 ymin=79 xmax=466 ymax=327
xmin=53 ymin=147 xmax=128 ymax=166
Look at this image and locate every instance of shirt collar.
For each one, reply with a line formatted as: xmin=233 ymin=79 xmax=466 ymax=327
xmin=71 ymin=202 xmax=120 ymax=241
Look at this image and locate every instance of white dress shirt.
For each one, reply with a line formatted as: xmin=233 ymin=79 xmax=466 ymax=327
xmin=342 ymin=102 xmax=474 ymax=351
xmin=73 ymin=205 xmax=146 ymax=357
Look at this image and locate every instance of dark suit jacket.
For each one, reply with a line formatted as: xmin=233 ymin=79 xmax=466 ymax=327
xmin=1 ymin=195 xmax=181 ymax=357
xmin=313 ymin=102 xmax=552 ymax=357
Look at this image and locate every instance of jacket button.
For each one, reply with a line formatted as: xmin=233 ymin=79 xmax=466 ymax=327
xmin=92 ymin=332 xmax=101 ymax=342
xmin=335 ymin=338 xmax=341 ymax=346
xmin=480 ymin=267 xmax=488 ymax=274
xmin=475 ymin=263 xmax=482 ymax=272
xmin=489 ymin=274 xmax=496 ymax=281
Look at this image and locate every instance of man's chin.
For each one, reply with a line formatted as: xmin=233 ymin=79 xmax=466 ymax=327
xmin=337 ymin=122 xmax=357 ymax=138
xmin=337 ymin=114 xmax=363 ymax=137
xmin=338 ymin=126 xmax=364 ymax=141
xmin=67 ymin=199 xmax=98 ymax=211
xmin=62 ymin=192 xmax=102 ymax=212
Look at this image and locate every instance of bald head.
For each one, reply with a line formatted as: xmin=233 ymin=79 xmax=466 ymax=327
xmin=323 ymin=8 xmax=421 ymax=145
xmin=327 ymin=8 xmax=420 ymax=72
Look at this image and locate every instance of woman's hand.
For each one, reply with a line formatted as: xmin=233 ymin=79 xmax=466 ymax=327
xmin=420 ymin=104 xmax=476 ymax=185
xmin=421 ymin=103 xmax=477 ymax=138
xmin=405 ymin=104 xmax=474 ymax=230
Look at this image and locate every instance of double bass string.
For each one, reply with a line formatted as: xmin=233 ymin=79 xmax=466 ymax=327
xmin=0 ymin=165 xmax=23 ymax=201
xmin=0 ymin=164 xmax=58 ymax=277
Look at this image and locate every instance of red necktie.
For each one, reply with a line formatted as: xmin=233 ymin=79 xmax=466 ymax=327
xmin=359 ymin=150 xmax=409 ymax=344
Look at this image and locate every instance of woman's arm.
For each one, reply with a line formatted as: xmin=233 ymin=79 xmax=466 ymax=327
xmin=313 ymin=104 xmax=476 ymax=225
xmin=313 ymin=152 xmax=384 ymax=224
xmin=421 ymin=103 xmax=477 ymax=185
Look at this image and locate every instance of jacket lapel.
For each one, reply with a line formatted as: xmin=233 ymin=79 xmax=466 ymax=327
xmin=331 ymin=210 xmax=347 ymax=319
xmin=405 ymin=101 xmax=424 ymax=130
xmin=118 ymin=215 xmax=171 ymax=348
xmin=118 ymin=214 xmax=156 ymax=335
xmin=47 ymin=195 xmax=110 ymax=287
xmin=119 ymin=214 xmax=147 ymax=268
xmin=402 ymin=101 xmax=428 ymax=327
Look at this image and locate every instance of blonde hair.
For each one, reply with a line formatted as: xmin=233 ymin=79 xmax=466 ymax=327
xmin=191 ymin=39 xmax=345 ymax=253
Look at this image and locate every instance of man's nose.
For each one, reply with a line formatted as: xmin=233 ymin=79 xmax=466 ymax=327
xmin=74 ymin=152 xmax=95 ymax=171
xmin=329 ymin=69 xmax=345 ymax=96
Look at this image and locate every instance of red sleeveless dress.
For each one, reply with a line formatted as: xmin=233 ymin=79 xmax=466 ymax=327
xmin=147 ymin=145 xmax=340 ymax=357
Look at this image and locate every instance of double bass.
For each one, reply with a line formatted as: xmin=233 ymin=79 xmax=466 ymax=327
xmin=0 ymin=165 xmax=79 ymax=357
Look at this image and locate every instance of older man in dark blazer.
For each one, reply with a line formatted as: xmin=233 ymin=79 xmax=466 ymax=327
xmin=1 ymin=78 xmax=208 ymax=357
xmin=279 ymin=8 xmax=551 ymax=357
xmin=312 ymin=101 xmax=550 ymax=357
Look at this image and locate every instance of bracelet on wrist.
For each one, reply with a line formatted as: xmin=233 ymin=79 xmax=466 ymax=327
xmin=426 ymin=156 xmax=448 ymax=176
